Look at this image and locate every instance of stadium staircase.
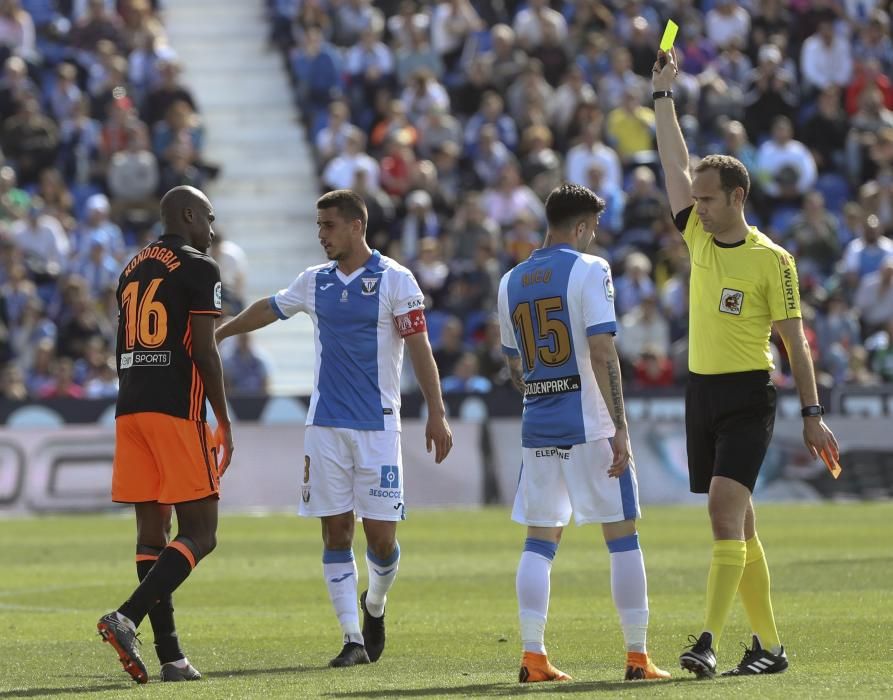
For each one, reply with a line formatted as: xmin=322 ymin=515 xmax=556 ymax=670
xmin=164 ymin=0 xmax=319 ymax=395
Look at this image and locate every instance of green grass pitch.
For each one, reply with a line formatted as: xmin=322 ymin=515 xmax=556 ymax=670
xmin=1 ymin=503 xmax=890 ymax=699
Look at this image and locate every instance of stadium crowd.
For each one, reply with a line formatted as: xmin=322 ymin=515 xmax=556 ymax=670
xmin=271 ymin=0 xmax=893 ymax=394
xmin=0 ymin=0 xmax=246 ymax=401
xmin=2 ymin=1 xmax=893 ymax=403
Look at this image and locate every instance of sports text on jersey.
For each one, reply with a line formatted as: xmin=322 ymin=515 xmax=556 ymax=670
xmin=119 ymin=351 xmax=171 ymax=368
xmin=123 ymin=245 xmax=181 ymax=277
xmin=524 ymin=374 xmax=582 ymax=397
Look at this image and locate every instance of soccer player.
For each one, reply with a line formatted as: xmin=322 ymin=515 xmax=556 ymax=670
xmin=652 ymin=48 xmax=839 ymax=677
xmin=97 ymin=186 xmax=234 ymax=684
xmin=214 ymin=189 xmax=452 ymax=667
xmin=497 ymin=183 xmax=670 ymax=683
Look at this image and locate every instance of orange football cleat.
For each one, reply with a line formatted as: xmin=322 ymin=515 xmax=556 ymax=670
xmin=625 ymin=651 xmax=671 ymax=680
xmin=518 ymin=651 xmax=572 ymax=683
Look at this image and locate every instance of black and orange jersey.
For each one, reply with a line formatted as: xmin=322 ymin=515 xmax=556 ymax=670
xmin=115 ymin=234 xmax=222 ymax=421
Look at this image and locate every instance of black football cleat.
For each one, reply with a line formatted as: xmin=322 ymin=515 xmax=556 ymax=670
xmin=360 ymin=590 xmax=386 ymax=662
xmin=679 ymin=632 xmax=717 ymax=679
xmin=97 ymin=612 xmax=149 ymax=684
xmin=722 ymin=635 xmax=788 ymax=676
xmin=160 ymin=659 xmax=202 ymax=681
xmin=329 ymin=641 xmax=371 ymax=668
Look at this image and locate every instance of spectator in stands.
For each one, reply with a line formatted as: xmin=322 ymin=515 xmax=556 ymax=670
xmin=481 ymin=160 xmax=543 ymax=229
xmin=548 ymin=65 xmax=595 ymax=138
xmin=846 ymin=86 xmax=893 ymax=185
xmin=322 ymin=126 xmax=379 ymax=192
xmin=38 ymin=355 xmax=84 ymax=398
xmin=120 ymin=0 xmax=165 ymax=53
xmin=107 ymin=121 xmax=158 ymax=222
xmin=474 ymin=314 xmax=510 ymax=386
xmin=8 ymin=295 xmax=55 ymax=371
xmin=743 ymin=44 xmax=797 ymax=140
xmin=755 ymin=115 xmax=817 ymax=209
xmin=0 ymin=0 xmax=37 ymax=62
xmin=565 ymin=119 xmax=622 ymax=194
xmin=37 ymin=168 xmax=74 ymax=220
xmin=400 ymin=67 xmax=449 ymax=124
xmin=512 ymin=0 xmax=566 ymax=51
xmin=0 ymin=54 xmax=35 ymax=123
xmin=432 ymin=315 xmax=464 ymax=377
xmin=395 ymin=17 xmax=442 ymax=84
xmin=430 ymin=0 xmax=483 ymax=73
xmin=854 ymin=258 xmax=893 ymax=337
xmin=598 ymin=47 xmax=646 ymax=113
xmin=143 ymin=59 xmax=197 ymax=127
xmin=802 ymin=86 xmax=849 ymax=174
xmin=441 ymin=351 xmax=491 ymax=394
xmin=530 ymin=16 xmax=569 ymax=88
xmin=632 ymin=345 xmax=674 ymax=388
xmin=0 ymin=362 xmax=27 ymax=400
xmin=387 ymin=1 xmax=425 ymax=51
xmin=209 ymin=231 xmax=247 ymax=316
xmin=332 ymin=0 xmax=381 ymax=48
xmin=0 ymin=164 xmax=27 ymax=221
xmin=315 ymin=99 xmax=353 ymax=166
xmin=11 ymin=198 xmax=69 ymax=278
xmin=412 ymin=230 xmax=450 ymax=300
xmin=83 ymin=355 xmax=118 ymax=398
xmin=606 ymin=86 xmax=655 ymax=168
xmin=620 ymin=166 xmax=664 ymax=255
xmin=842 ymin=213 xmax=893 ymax=292
xmin=488 ymin=23 xmax=526 ymax=88
xmin=800 ymin=13 xmax=853 ymax=96
xmin=2 ymin=95 xmax=59 ymax=184
xmin=505 ymin=59 xmax=552 ymax=131
xmin=617 ymin=295 xmax=670 ymax=369
xmin=814 ymin=290 xmax=861 ymax=382
xmin=519 ymin=124 xmax=561 ymax=191
xmin=446 ymin=191 xmax=499 ymax=261
xmin=25 ymin=335 xmax=55 ymax=395
xmin=75 ymin=193 xmax=124 ymax=261
xmin=464 ymin=89 xmax=517 ymax=157
xmin=416 ymin=103 xmax=461 ymax=159
xmin=346 ymin=26 xmax=395 ymax=121
xmin=70 ymin=0 xmax=124 ymax=61
xmin=72 ymin=235 xmax=117 ymax=298
xmin=614 ymin=251 xmax=655 ymax=317
xmin=222 ymin=333 xmax=271 ymax=397
xmin=472 ymin=123 xmax=511 ymax=188
xmin=854 ymin=9 xmax=893 ymax=75
xmin=156 ymin=142 xmax=203 ymax=194
xmin=401 ymin=190 xmax=440 ymax=263
xmin=786 ymin=192 xmax=841 ymax=281
xmin=47 ymin=62 xmax=82 ymax=125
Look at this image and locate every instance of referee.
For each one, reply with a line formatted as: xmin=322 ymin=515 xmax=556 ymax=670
xmin=652 ymin=48 xmax=838 ymax=679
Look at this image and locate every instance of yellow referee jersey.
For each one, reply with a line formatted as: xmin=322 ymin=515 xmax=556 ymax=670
xmin=675 ymin=207 xmax=801 ymax=375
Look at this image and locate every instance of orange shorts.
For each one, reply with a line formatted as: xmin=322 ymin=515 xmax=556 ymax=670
xmin=112 ymin=412 xmax=220 ymax=504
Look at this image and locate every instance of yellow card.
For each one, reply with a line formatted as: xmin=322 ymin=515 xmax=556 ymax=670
xmin=660 ymin=20 xmax=679 ymax=51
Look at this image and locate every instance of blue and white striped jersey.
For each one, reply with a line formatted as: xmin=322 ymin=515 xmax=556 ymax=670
xmin=270 ymin=251 xmax=424 ymax=431
xmin=497 ymin=243 xmax=617 ymax=448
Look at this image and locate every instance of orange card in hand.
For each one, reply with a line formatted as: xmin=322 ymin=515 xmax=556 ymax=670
xmin=820 ymin=448 xmax=841 ymax=479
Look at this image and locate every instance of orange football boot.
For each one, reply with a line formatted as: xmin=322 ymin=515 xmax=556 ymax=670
xmin=624 ymin=651 xmax=672 ymax=680
xmin=518 ymin=651 xmax=572 ymax=683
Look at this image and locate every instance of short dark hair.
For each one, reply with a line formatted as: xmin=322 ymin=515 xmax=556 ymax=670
xmin=694 ymin=155 xmax=750 ymax=202
xmin=545 ymin=183 xmax=606 ymax=228
xmin=316 ymin=189 xmax=368 ymax=230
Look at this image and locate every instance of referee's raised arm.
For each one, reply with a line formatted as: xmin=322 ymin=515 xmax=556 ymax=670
xmin=652 ymin=47 xmax=693 ymax=218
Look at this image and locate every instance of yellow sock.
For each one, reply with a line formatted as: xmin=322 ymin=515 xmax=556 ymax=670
xmin=704 ymin=539 xmax=747 ymax=651
xmin=738 ymin=536 xmax=781 ymax=652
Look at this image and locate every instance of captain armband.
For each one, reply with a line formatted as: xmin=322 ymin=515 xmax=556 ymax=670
xmin=394 ymin=309 xmax=427 ymax=337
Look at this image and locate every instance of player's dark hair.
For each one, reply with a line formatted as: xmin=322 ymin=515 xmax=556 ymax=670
xmin=694 ymin=154 xmax=750 ymax=203
xmin=545 ymin=183 xmax=606 ymax=228
xmin=317 ymin=189 xmax=368 ymax=231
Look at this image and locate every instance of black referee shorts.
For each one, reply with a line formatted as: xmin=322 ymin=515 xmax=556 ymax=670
xmin=685 ymin=370 xmax=776 ymax=494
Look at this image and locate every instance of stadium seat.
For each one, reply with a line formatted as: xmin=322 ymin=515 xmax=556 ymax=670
xmin=815 ymin=173 xmax=851 ymax=214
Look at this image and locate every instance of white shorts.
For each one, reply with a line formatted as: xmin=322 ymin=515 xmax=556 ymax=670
xmin=512 ymin=438 xmax=640 ymax=527
xmin=300 ymin=426 xmax=405 ymax=521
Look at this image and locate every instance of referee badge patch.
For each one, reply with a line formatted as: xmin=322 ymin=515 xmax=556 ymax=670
xmin=720 ymin=288 xmax=744 ymax=315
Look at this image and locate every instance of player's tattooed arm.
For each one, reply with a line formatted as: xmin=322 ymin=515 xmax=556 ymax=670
xmin=604 ymin=357 xmax=627 ymax=429
xmin=588 ymin=333 xmax=628 ymax=430
xmin=506 ymin=356 xmax=526 ymax=395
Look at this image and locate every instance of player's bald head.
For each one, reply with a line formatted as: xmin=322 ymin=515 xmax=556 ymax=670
xmin=160 ymin=186 xmax=210 ymax=224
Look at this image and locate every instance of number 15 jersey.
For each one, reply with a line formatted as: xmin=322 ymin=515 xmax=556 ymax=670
xmin=115 ymin=235 xmax=223 ymax=421
xmin=498 ymin=243 xmax=617 ymax=448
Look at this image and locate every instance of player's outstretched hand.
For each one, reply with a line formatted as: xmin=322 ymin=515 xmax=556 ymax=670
xmin=608 ymin=426 xmax=632 ymax=478
xmin=652 ymin=47 xmax=678 ymax=92
xmin=426 ymin=413 xmax=453 ymax=464
xmin=215 ymin=421 xmax=235 ymax=476
xmin=803 ymin=418 xmax=838 ymax=463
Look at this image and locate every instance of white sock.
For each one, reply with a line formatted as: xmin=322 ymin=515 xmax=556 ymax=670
xmin=517 ymin=538 xmax=558 ymax=655
xmin=323 ymin=549 xmax=362 ymax=645
xmin=608 ymin=534 xmax=649 ymax=653
xmin=365 ymin=542 xmax=400 ymax=618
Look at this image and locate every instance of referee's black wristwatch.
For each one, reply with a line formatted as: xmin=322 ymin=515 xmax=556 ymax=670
xmin=801 ymin=404 xmax=825 ymax=418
